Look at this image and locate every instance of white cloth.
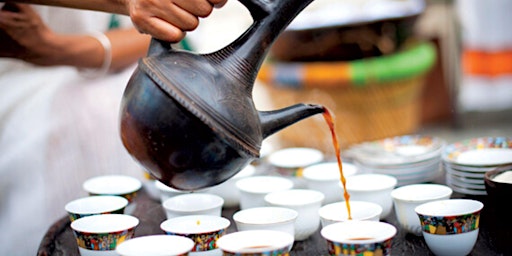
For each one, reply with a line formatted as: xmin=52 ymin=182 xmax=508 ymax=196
xmin=0 ymin=6 xmax=143 ymax=255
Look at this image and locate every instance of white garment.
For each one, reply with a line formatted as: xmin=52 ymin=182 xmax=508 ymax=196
xmin=0 ymin=6 xmax=143 ymax=255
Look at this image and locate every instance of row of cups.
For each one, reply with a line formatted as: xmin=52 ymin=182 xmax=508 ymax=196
xmin=156 ymin=172 xmax=485 ymax=256
xmin=64 ymin=159 xmax=486 ymax=255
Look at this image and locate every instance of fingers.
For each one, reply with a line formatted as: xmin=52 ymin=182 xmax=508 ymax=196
xmin=0 ymin=5 xmax=26 ymax=28
xmin=5 ymin=3 xmax=33 ymax=14
xmin=173 ymin=0 xmax=214 ymax=18
xmin=0 ymin=3 xmax=38 ymax=27
xmin=133 ymin=16 xmax=187 ymax=42
xmin=128 ymin=0 xmax=227 ymax=42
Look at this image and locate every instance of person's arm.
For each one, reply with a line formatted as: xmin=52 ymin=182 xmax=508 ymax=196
xmin=1 ymin=0 xmax=228 ymax=42
xmin=2 ymin=0 xmax=130 ymax=14
xmin=0 ymin=3 xmax=150 ymax=73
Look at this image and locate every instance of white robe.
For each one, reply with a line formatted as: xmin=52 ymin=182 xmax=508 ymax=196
xmin=0 ymin=6 xmax=144 ymax=255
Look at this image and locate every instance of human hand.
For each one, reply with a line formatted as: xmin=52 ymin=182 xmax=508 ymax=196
xmin=0 ymin=3 xmax=56 ymax=64
xmin=127 ymin=0 xmax=228 ymax=42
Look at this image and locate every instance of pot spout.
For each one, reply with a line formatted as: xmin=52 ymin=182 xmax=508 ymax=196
xmin=259 ymin=103 xmax=326 ymax=139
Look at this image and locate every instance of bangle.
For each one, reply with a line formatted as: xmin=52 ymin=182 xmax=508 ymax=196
xmin=79 ymin=31 xmax=112 ymax=78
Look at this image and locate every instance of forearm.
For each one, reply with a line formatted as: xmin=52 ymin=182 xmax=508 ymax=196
xmin=1 ymin=0 xmax=130 ymax=15
xmin=31 ymin=28 xmax=150 ymax=72
xmin=1 ymin=0 xmax=229 ymax=42
xmin=107 ymin=29 xmax=151 ymax=71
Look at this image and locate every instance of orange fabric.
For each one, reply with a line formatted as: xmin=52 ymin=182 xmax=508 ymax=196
xmin=302 ymin=62 xmax=352 ymax=88
xmin=463 ymin=49 xmax=512 ymax=76
xmin=257 ymin=62 xmax=352 ymax=88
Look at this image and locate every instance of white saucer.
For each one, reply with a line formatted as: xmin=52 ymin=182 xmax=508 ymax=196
xmin=443 ymin=137 xmax=512 ymax=167
xmin=346 ymin=135 xmax=445 ymax=166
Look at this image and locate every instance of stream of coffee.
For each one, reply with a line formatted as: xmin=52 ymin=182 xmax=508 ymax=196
xmin=323 ymin=108 xmax=352 ymax=220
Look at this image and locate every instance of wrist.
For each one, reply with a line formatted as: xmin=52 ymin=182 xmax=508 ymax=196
xmin=78 ymin=32 xmax=112 ymax=77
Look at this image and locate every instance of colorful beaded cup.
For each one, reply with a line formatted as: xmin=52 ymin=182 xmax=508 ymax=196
xmin=65 ymin=196 xmax=128 ymax=222
xmin=415 ymin=199 xmax=483 ymax=235
xmin=160 ymin=215 xmax=231 ymax=253
xmin=70 ymin=214 xmax=139 ymax=256
xmin=320 ymin=220 xmax=397 ymax=256
xmin=217 ymin=230 xmax=294 ymax=256
xmin=326 ymin=238 xmax=393 ymax=256
xmin=414 ymin=199 xmax=484 ymax=256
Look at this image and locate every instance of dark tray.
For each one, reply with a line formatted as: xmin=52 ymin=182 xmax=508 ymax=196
xmin=38 ymin=185 xmax=511 ymax=256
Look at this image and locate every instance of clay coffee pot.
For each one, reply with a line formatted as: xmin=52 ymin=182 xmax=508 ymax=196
xmin=120 ymin=0 xmax=325 ymax=191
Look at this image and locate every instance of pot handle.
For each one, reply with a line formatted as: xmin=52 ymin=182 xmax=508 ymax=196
xmin=146 ymin=0 xmax=271 ymax=57
xmin=146 ymin=38 xmax=172 ymax=57
xmin=238 ymin=0 xmax=272 ymax=21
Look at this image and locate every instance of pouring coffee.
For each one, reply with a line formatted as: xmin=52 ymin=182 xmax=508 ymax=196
xmin=119 ymin=0 xmax=325 ymax=191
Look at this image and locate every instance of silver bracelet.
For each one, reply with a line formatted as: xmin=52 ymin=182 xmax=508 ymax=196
xmin=79 ymin=31 xmax=112 ymax=78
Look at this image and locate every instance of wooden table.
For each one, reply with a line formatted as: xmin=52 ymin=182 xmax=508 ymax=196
xmin=38 ymin=186 xmax=511 ymax=256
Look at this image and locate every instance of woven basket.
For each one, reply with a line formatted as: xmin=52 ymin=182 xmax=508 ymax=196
xmin=257 ymin=41 xmax=436 ymax=155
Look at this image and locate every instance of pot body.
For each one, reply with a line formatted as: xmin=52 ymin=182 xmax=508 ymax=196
xmin=120 ymin=69 xmax=253 ymax=191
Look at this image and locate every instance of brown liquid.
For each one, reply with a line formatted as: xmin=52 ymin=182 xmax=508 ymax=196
xmin=323 ymin=109 xmax=352 ymax=220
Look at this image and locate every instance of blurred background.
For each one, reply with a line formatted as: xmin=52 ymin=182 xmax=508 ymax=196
xmin=182 ymin=0 xmax=512 ymax=154
xmin=7 ymin=1 xmax=512 ymax=255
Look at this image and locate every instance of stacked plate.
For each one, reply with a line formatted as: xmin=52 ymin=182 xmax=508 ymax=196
xmin=344 ymin=135 xmax=445 ymax=186
xmin=443 ymin=137 xmax=512 ymax=195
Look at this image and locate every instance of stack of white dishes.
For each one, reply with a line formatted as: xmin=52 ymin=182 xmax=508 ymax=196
xmin=443 ymin=137 xmax=512 ymax=195
xmin=345 ymin=135 xmax=445 ymax=187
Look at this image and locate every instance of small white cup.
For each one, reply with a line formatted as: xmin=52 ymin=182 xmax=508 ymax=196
xmin=264 ymin=189 xmax=324 ymax=241
xmin=155 ymin=180 xmax=192 ymax=203
xmin=233 ymin=206 xmax=298 ymax=237
xmin=162 ymin=193 xmax=224 ymax=219
xmin=321 ymin=220 xmax=397 ymax=256
xmin=415 ymin=199 xmax=484 ymax=256
xmin=318 ymin=200 xmax=382 ymax=228
xmin=161 ymin=215 xmax=231 ymax=256
xmin=267 ymin=147 xmax=324 ymax=188
xmin=217 ymin=230 xmax=294 ymax=255
xmin=235 ymin=176 xmax=294 ymax=210
xmin=65 ymin=195 xmax=129 ymax=222
xmin=82 ymin=175 xmax=142 ymax=203
xmin=208 ymin=165 xmax=256 ymax=208
xmin=344 ymin=174 xmax=397 ymax=219
xmin=70 ymin=214 xmax=139 ymax=256
xmin=391 ymin=183 xmax=453 ymax=236
xmin=302 ymin=161 xmax=358 ymax=205
xmin=115 ymin=235 xmax=195 ymax=256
